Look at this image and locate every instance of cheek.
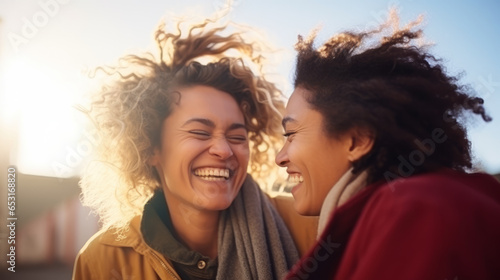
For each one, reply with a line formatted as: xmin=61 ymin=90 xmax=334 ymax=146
xmin=159 ymin=142 xmax=199 ymax=180
xmin=287 ymin=140 xmax=313 ymax=167
xmin=235 ymin=144 xmax=250 ymax=165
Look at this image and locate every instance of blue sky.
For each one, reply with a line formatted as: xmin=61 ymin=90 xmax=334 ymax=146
xmin=1 ymin=0 xmax=499 ymax=176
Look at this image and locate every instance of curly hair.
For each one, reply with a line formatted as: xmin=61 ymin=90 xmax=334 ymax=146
xmin=79 ymin=18 xmax=285 ymax=232
xmin=294 ymin=11 xmax=491 ymax=185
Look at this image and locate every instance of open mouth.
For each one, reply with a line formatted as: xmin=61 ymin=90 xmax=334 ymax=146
xmin=194 ymin=167 xmax=231 ymax=181
xmin=288 ymin=174 xmax=304 ymax=184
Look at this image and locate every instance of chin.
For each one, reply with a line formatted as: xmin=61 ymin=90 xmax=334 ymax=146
xmin=200 ymin=195 xmax=235 ymax=211
xmin=203 ymin=203 xmax=232 ymax=212
xmin=293 ymin=200 xmax=317 ymax=216
xmin=293 ymin=197 xmax=321 ymax=216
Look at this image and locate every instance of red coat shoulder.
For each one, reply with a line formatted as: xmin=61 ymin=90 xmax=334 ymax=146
xmin=286 ymin=170 xmax=500 ymax=280
xmin=336 ymin=170 xmax=500 ymax=280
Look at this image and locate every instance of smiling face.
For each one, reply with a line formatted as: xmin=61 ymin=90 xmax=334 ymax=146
xmin=150 ymin=85 xmax=249 ymax=213
xmin=275 ymin=87 xmax=354 ymax=216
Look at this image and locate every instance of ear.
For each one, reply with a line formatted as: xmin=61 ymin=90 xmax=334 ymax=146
xmin=346 ymin=127 xmax=374 ymax=162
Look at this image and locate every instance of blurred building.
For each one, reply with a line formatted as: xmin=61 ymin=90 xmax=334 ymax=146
xmin=0 ymin=174 xmax=99 ymax=279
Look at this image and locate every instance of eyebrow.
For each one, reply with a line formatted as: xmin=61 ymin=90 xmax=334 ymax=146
xmin=281 ymin=116 xmax=297 ymax=128
xmin=182 ymin=118 xmax=247 ymax=131
xmin=183 ymin=118 xmax=215 ymax=128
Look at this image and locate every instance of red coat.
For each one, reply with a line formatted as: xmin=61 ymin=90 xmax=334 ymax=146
xmin=286 ymin=169 xmax=500 ymax=280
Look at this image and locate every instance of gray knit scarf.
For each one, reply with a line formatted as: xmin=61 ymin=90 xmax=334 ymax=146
xmin=217 ymin=175 xmax=299 ymax=280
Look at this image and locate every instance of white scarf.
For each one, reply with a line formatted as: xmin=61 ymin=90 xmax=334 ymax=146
xmin=317 ymin=168 xmax=368 ymax=238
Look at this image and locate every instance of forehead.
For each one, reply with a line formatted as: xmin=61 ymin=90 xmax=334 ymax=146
xmin=283 ymin=87 xmax=318 ymax=125
xmin=171 ymin=85 xmax=244 ymax=121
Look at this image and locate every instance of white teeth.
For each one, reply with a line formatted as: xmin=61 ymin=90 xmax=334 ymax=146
xmin=194 ymin=168 xmax=231 ymax=180
xmin=288 ymin=175 xmax=304 ymax=184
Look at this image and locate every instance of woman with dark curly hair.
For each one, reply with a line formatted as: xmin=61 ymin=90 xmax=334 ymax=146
xmin=277 ymin=11 xmax=500 ymax=280
xmin=72 ymin=16 xmax=317 ymax=280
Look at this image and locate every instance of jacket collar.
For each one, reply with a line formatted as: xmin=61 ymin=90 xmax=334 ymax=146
xmin=98 ymin=216 xmax=151 ymax=255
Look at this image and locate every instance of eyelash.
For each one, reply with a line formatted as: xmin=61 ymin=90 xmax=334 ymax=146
xmin=189 ymin=131 xmax=247 ymax=142
xmin=283 ymin=131 xmax=296 ymax=138
xmin=227 ymin=136 xmax=247 ymax=142
xmin=189 ymin=130 xmax=210 ymax=137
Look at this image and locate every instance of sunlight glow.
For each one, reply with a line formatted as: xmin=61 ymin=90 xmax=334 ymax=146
xmin=3 ymin=57 xmax=86 ymax=177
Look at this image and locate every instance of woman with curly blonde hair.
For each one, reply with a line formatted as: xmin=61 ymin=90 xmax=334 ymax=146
xmin=72 ymin=17 xmax=316 ymax=280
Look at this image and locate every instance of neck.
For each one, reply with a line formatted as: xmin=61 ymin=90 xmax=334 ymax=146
xmin=163 ymin=192 xmax=219 ymax=259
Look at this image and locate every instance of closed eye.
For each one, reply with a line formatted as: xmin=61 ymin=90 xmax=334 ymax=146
xmin=283 ymin=131 xmax=296 ymax=141
xmin=189 ymin=130 xmax=210 ymax=139
xmin=283 ymin=131 xmax=296 ymax=138
xmin=227 ymin=135 xmax=247 ymax=144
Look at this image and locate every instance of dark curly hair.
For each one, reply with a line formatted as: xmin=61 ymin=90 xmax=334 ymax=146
xmin=294 ymin=12 xmax=491 ymax=184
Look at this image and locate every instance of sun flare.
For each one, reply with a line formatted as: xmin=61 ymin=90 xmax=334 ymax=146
xmin=3 ymin=57 xmax=86 ymax=177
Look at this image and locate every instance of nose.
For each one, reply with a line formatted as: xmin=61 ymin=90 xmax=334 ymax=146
xmin=275 ymin=144 xmax=289 ymax=167
xmin=209 ymin=137 xmax=233 ymax=159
